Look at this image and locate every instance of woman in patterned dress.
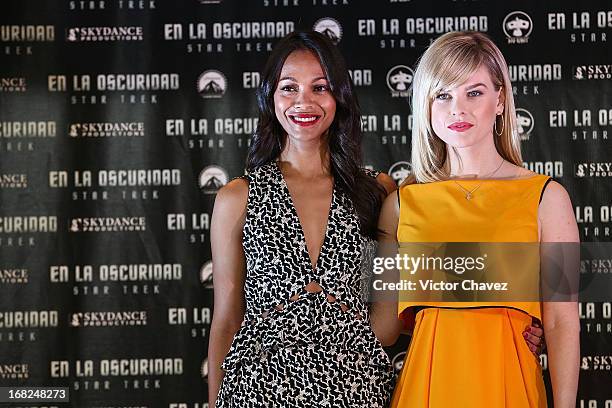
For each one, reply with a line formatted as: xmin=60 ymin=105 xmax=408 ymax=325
xmin=208 ymin=30 xmax=397 ymax=408
xmin=207 ymin=30 xmax=544 ymax=408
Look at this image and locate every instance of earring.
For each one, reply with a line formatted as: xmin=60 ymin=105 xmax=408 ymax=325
xmin=494 ymin=114 xmax=504 ymax=136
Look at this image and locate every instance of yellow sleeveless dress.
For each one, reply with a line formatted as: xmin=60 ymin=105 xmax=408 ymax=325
xmin=390 ymin=175 xmax=550 ymax=408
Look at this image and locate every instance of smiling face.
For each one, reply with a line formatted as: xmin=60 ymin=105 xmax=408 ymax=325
xmin=273 ymin=49 xmax=336 ymax=143
xmin=430 ymin=64 xmax=504 ymax=149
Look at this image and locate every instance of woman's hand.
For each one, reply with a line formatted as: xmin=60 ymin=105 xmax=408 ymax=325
xmin=523 ymin=322 xmax=545 ymax=357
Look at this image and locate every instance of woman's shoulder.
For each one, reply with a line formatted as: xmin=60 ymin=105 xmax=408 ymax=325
xmin=539 ymin=178 xmax=570 ymax=205
xmin=212 ymin=178 xmax=248 ymax=229
xmin=216 ymin=177 xmax=248 ymax=207
xmin=538 ymin=178 xmax=578 ymax=242
xmin=376 ymin=172 xmax=397 ymax=195
xmin=360 ymin=167 xmax=398 ymax=195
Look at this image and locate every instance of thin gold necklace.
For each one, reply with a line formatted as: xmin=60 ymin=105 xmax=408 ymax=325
xmin=452 ymin=158 xmax=505 ymax=200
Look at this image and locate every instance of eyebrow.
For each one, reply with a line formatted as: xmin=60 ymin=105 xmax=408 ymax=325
xmin=437 ymin=82 xmax=488 ymax=94
xmin=278 ymin=76 xmax=328 ymax=82
xmin=465 ymin=82 xmax=488 ymax=89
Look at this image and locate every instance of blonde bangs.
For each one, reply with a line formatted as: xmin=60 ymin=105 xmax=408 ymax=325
xmin=428 ymin=48 xmax=484 ymax=101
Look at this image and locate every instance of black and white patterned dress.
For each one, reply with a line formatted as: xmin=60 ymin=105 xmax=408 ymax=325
xmin=215 ymin=161 xmax=394 ymax=408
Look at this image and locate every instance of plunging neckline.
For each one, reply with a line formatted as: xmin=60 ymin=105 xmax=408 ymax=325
xmin=274 ymin=161 xmax=335 ymax=272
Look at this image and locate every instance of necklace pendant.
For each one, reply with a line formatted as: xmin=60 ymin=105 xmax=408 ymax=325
xmin=465 ymin=192 xmax=472 ymax=200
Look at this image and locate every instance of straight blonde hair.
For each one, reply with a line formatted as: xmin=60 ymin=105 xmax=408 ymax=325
xmin=408 ymin=31 xmax=521 ymax=184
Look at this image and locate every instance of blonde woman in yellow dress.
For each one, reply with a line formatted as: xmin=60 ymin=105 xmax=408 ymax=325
xmin=373 ymin=31 xmax=579 ymax=407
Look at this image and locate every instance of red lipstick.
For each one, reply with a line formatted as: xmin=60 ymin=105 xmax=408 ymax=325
xmin=289 ymin=114 xmax=321 ymax=127
xmin=448 ymin=121 xmax=474 ymax=132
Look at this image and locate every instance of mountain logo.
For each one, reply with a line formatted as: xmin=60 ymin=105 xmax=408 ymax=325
xmin=197 ymin=70 xmax=227 ymax=98
xmin=313 ymin=17 xmax=343 ymax=45
xmin=199 ymin=165 xmax=229 ymax=194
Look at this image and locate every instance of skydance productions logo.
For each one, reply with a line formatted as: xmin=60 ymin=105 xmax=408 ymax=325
xmin=313 ymin=17 xmax=343 ymax=44
xmin=66 ymin=26 xmax=144 ymax=42
xmin=0 ymin=268 xmax=28 ymax=284
xmin=0 ymin=364 xmax=29 ymax=380
xmin=0 ymin=174 xmax=27 ymax=188
xmin=70 ymin=311 xmax=147 ymax=327
xmin=581 ymin=355 xmax=612 ymax=371
xmin=0 ymin=77 xmax=26 ymax=92
xmin=503 ymin=11 xmax=533 ymax=44
xmin=574 ymin=65 xmax=612 ymax=80
xmin=575 ymin=162 xmax=612 ymax=178
xmin=197 ymin=70 xmax=227 ymax=98
xmin=69 ymin=122 xmax=144 ymax=138
xmin=70 ymin=217 xmax=146 ymax=232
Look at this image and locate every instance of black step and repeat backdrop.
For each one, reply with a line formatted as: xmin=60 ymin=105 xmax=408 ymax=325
xmin=1 ymin=0 xmax=611 ymax=407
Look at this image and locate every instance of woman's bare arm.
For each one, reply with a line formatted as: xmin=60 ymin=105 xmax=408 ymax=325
xmin=207 ymin=179 xmax=248 ymax=407
xmin=369 ymin=178 xmax=404 ymax=346
xmin=540 ymin=181 xmax=580 ymax=408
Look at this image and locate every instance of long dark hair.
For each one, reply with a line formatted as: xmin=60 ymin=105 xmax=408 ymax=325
xmin=247 ymin=30 xmax=385 ymax=240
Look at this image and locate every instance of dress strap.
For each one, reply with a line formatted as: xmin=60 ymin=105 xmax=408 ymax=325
xmin=361 ymin=167 xmax=381 ymax=179
xmin=539 ymin=177 xmax=553 ymax=204
xmin=230 ymin=173 xmax=250 ymax=183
